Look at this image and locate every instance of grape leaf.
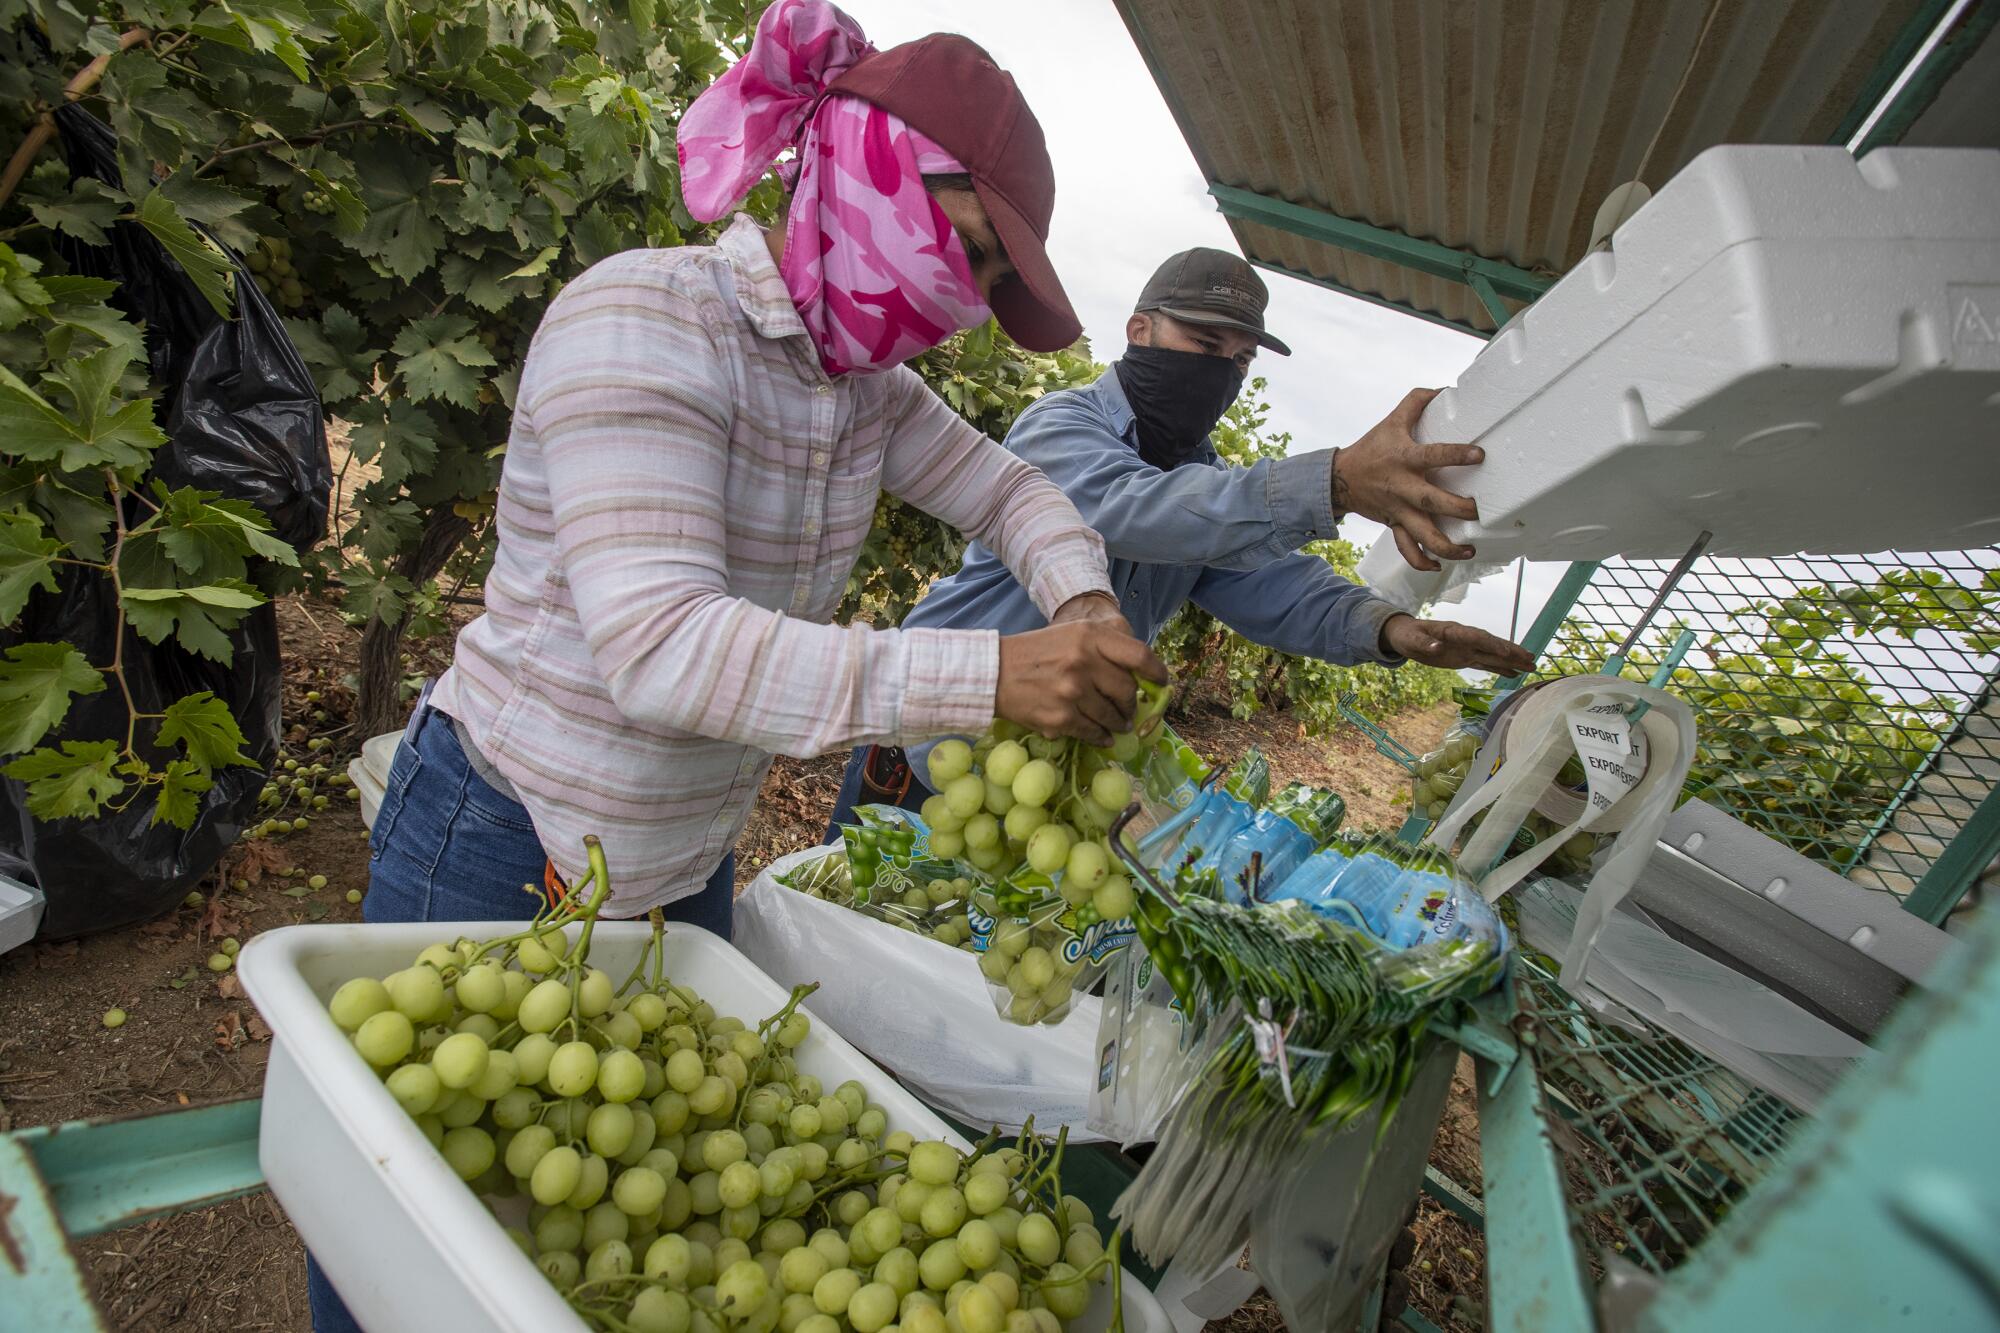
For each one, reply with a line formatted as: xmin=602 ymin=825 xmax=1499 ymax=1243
xmin=158 ymin=169 xmax=259 ymax=252
xmin=38 ymin=275 xmax=144 ymax=363
xmin=154 ymin=488 xmax=300 ymax=579
xmin=3 ymin=740 xmax=124 ymax=821
xmin=355 ymin=152 xmax=444 ymax=281
xmin=133 ymin=190 xmax=235 ymax=320
xmin=0 ymin=348 xmax=165 ymax=473
xmin=157 ymin=691 xmax=252 ymax=775
xmin=27 ymin=179 xmax=126 ymax=246
xmin=152 ymin=758 xmax=210 ymax=829
xmin=0 ymin=245 xmax=51 ymax=331
xmin=391 ymin=314 xmax=496 ymax=409
xmin=0 ymin=644 xmax=105 ymax=754
xmin=0 ymin=512 xmax=64 ymax=621
xmin=120 ymin=581 xmax=263 ymax=663
xmin=283 ymin=304 xmax=381 ymax=404
xmin=348 ymin=398 xmax=441 ymax=489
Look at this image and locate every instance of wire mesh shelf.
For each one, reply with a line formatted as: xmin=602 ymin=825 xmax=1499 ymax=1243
xmin=1531 ymin=547 xmax=2000 ymax=902
xmin=1510 ymin=954 xmax=1805 ymax=1274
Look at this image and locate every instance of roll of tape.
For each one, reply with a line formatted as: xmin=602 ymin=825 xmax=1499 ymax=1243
xmin=1497 ymin=676 xmax=1674 ymax=833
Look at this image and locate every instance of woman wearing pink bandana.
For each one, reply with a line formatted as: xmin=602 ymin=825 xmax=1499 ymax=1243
xmin=304 ymin=6 xmax=1156 ymax=1321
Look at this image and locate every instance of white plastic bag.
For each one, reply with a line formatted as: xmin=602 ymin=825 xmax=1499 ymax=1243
xmin=734 ymin=847 xmax=1104 ymax=1140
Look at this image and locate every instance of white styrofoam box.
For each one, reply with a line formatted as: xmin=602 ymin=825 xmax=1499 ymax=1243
xmin=348 ymin=730 xmax=401 ymax=831
xmin=238 ymin=921 xmax=1166 ymax=1333
xmin=1361 ymin=145 xmax=2000 ymax=612
xmin=0 ymin=873 xmax=45 ymax=955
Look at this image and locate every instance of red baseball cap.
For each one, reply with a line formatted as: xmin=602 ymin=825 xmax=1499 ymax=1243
xmin=829 ymin=35 xmax=1082 ymax=353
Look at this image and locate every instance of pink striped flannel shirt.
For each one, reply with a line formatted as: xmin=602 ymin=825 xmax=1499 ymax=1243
xmin=428 ymin=216 xmax=1112 ymax=913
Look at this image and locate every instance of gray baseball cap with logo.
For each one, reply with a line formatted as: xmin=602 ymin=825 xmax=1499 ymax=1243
xmin=1133 ymin=247 xmax=1292 ymax=356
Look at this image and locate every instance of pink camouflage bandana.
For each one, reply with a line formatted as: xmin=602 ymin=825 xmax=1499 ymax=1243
xmin=676 ymin=0 xmax=991 ymax=377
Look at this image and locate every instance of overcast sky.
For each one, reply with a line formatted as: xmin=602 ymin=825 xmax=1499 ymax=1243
xmin=839 ymin=0 xmax=1569 ymax=644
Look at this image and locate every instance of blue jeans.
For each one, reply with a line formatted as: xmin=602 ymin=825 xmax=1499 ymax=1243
xmin=824 ymin=745 xmax=933 ymax=843
xmin=307 ymin=703 xmax=735 ymax=1332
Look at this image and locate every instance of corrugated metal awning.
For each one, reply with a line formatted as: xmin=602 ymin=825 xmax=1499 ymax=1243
xmin=1114 ymin=0 xmax=2000 ymax=336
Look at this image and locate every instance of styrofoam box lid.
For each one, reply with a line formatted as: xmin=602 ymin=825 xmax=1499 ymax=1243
xmin=239 ymin=921 xmax=1166 ymax=1333
xmin=1395 ymin=144 xmax=2000 ymax=572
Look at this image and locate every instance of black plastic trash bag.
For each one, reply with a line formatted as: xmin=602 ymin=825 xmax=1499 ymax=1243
xmin=54 ymin=105 xmax=333 ymax=548
xmin=0 ymin=108 xmax=329 ymax=939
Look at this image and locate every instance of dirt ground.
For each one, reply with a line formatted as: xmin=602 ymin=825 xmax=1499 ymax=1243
xmin=0 ymin=594 xmax=1487 ymax=1332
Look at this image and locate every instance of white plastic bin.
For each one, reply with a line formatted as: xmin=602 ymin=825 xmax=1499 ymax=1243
xmin=238 ymin=920 xmax=1166 ymax=1333
xmin=0 ymin=873 xmax=45 ymax=955
xmin=347 ymin=730 xmax=401 ymax=831
xmin=1361 ymin=144 xmax=2000 ymax=611
xmin=735 ymin=849 xmax=1104 ymax=1140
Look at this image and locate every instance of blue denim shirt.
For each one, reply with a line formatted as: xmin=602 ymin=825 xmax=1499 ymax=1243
xmin=901 ymin=362 xmax=1403 ymax=777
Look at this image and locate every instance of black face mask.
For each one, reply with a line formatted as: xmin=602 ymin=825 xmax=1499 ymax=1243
xmin=1115 ymin=344 xmax=1246 ymax=470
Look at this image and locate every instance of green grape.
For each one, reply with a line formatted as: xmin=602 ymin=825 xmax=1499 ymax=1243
xmin=386 ymin=966 xmax=445 ymax=1020
xmin=631 ymin=1287 xmax=693 ymax=1333
xmin=548 ymin=1041 xmax=599 ymax=1098
xmin=506 ymin=1124 xmax=557 ymax=1178
xmin=920 ymin=794 xmax=963 ymax=834
xmin=719 ymin=1258 xmax=772 ymax=1316
xmin=980 ymin=1272 xmax=1019 ymax=1313
xmin=470 ymin=1048 xmax=519 ymax=1102
xmin=385 ymin=1063 xmax=442 ymax=1116
xmin=982 ymin=778 xmax=1016 ymax=817
xmin=1088 ymin=767 xmax=1133 ymax=812
xmin=943 ymin=774 xmax=985 ymax=819
xmin=530 ymin=1145 xmax=583 ymax=1206
xmin=440 ymin=1126 xmax=494 ymax=1180
xmin=536 ymin=1203 xmax=585 ymax=1253
xmin=1001 ymin=803 xmax=1048 ymax=843
xmin=517 ymin=979 xmax=571 ymax=1033
xmin=431 ymin=1031 xmax=490 ymax=1090
xmin=719 ymin=1161 xmax=761 ymax=1209
xmin=907 ymin=1141 xmax=959 ymax=1187
xmin=329 ymin=977 xmax=392 ymax=1032
xmin=567 ymin=1152 xmax=610 ymax=1210
xmin=918 ymin=1238 xmax=965 ymax=1291
xmin=516 ymin=934 xmax=558 ymax=974
xmin=628 ymin=992 xmax=669 ymax=1032
xmin=513 ymin=1033 xmax=556 ymax=1085
xmin=926 ymin=740 xmax=974 ymax=786
xmin=597 ymin=1048 xmax=646 ymax=1103
xmin=1009 ymin=760 xmax=1058 ymax=808
xmin=1063 ymin=840 xmax=1108 ymax=888
xmin=963 ymin=813 xmax=1001 ymax=851
xmin=814 ymin=1267 xmax=864 ymax=1317
xmin=454 ymin=961 xmax=505 ymax=1014
xmin=1092 ymin=875 xmax=1136 ymax=922
xmin=587 ymin=1102 xmax=636 ymax=1158
xmin=875 ymin=1246 xmax=920 ymax=1298
xmin=648 ymin=1233 xmax=695 ymax=1283
xmin=1015 ymin=1213 xmax=1060 ymax=1267
xmin=918 ymin=1186 xmax=966 ymax=1238
xmin=984 ymin=740 xmax=1028 ymax=787
xmin=1024 ymin=824 xmax=1071 ymax=875
xmin=849 ymin=1282 xmax=899 ymax=1333
xmin=1039 ymin=1265 xmax=1089 ymax=1320
xmin=354 ymin=1011 xmax=414 ymax=1067
xmin=577 ymin=968 xmax=615 ymax=1018
xmin=958 ymin=1284 xmax=1004 ymax=1333
xmin=586 ymin=1238 xmax=634 ymax=1282
xmin=962 ymin=1171 xmax=1009 ymax=1217
xmin=929 ymin=829 xmax=966 ymax=860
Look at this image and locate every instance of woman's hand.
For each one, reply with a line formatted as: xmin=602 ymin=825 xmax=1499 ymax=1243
xmin=998 ymin=594 xmax=1167 ymax=746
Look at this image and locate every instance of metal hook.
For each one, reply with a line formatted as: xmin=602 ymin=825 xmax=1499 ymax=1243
xmin=1109 ymin=801 xmax=1180 ymax=908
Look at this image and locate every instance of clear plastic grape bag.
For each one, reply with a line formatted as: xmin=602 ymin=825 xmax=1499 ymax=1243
xmin=837 ymin=804 xmax=928 ymax=903
xmin=964 ymin=880 xmax=1104 ymax=1024
xmin=774 ymin=849 xmax=855 ymax=905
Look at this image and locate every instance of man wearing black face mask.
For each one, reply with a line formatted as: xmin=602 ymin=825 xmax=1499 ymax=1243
xmin=826 ymin=248 xmax=1531 ymax=831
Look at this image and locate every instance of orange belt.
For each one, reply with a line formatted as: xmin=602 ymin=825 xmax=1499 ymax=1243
xmin=542 ymin=860 xmax=569 ymax=910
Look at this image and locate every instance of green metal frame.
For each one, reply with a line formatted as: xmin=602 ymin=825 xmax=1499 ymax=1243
xmin=1246 ymin=256 xmax=1494 ymax=341
xmin=1832 ymin=0 xmax=1996 ymax=154
xmin=1208 ymin=184 xmax=1552 ymax=330
xmin=1902 ymin=782 xmax=2000 ymax=925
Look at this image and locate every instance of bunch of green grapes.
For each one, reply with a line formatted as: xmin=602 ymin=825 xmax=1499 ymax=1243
xmin=871 ymin=872 xmax=979 ymax=951
xmin=1409 ymin=731 xmax=1481 ymax=823
xmin=919 ymin=728 xmax=1145 ymax=935
xmin=245 ymin=235 xmax=309 ymax=309
xmin=329 ymin=840 xmax=1118 ymax=1333
xmin=972 ymin=913 xmax=1089 ymax=1027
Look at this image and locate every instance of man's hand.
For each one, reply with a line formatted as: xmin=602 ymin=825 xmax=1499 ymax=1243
xmin=1381 ymin=614 xmax=1535 ymax=676
xmin=1334 ymin=387 xmax=1484 ymax=572
xmin=998 ymin=601 xmax=1167 ymax=746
